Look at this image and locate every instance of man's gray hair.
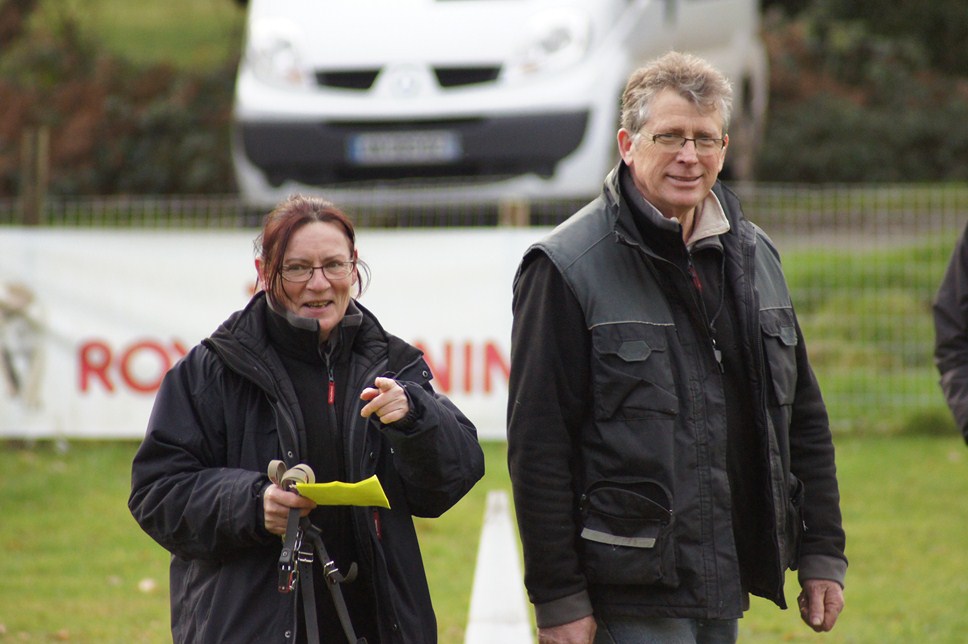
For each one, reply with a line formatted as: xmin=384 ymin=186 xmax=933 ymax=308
xmin=621 ymin=51 xmax=733 ymax=136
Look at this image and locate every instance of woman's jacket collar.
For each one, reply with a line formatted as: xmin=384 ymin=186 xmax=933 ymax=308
xmin=206 ymin=291 xmax=428 ymax=389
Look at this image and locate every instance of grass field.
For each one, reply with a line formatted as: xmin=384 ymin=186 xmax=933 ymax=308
xmin=1 ymin=436 xmax=967 ymax=643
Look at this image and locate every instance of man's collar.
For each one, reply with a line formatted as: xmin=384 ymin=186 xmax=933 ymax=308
xmin=687 ymin=191 xmax=730 ymax=249
xmin=618 ymin=162 xmax=730 ymax=246
xmin=618 ymin=164 xmax=680 ymax=236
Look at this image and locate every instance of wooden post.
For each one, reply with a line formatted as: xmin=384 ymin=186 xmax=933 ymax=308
xmin=20 ymin=126 xmax=49 ymax=226
xmin=498 ymin=198 xmax=530 ymax=227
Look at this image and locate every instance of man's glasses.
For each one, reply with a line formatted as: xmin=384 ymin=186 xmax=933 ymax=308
xmin=642 ymin=131 xmax=726 ymax=156
xmin=280 ymin=260 xmax=355 ymax=283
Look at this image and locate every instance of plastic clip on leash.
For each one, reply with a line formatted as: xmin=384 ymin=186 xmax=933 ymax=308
xmin=267 ymin=460 xmax=367 ymax=644
xmin=270 ymin=460 xmax=315 ymax=593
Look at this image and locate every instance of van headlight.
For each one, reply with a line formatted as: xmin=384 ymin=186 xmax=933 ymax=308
xmin=507 ymin=8 xmax=591 ymax=79
xmin=244 ymin=18 xmax=309 ymax=88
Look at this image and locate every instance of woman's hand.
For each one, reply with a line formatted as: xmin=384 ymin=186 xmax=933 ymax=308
xmin=262 ymin=483 xmax=316 ymax=535
xmin=360 ymin=377 xmax=410 ymax=424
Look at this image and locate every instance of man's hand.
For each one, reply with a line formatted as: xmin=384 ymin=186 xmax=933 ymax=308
xmin=798 ymin=578 xmax=845 ymax=632
xmin=537 ymin=615 xmax=597 ymax=644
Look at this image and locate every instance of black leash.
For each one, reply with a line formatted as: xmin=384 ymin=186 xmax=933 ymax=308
xmin=300 ymin=518 xmax=363 ymax=644
xmin=270 ymin=461 xmax=366 ymax=644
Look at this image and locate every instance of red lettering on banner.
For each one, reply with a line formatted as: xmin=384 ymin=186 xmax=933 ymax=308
xmin=483 ymin=342 xmax=510 ymax=393
xmin=463 ymin=342 xmax=473 ymax=394
xmin=414 ymin=340 xmax=509 ymax=395
xmin=78 ymin=339 xmax=188 ymax=394
xmin=79 ymin=341 xmax=114 ymax=393
xmin=120 ymin=341 xmax=171 ymax=393
xmin=77 ymin=338 xmax=507 ymax=396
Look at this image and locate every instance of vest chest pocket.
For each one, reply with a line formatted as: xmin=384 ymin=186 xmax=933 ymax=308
xmin=760 ymin=308 xmax=798 ymax=406
xmin=591 ymin=324 xmax=678 ymax=420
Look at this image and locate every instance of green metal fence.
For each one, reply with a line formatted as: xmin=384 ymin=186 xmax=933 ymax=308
xmin=3 ymin=183 xmax=966 ymax=436
xmin=4 ymin=183 xmax=968 ymax=232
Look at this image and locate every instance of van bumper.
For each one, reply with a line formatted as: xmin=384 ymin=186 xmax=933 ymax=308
xmin=237 ymin=111 xmax=589 ymax=187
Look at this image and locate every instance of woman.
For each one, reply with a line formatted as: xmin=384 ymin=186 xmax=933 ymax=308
xmin=128 ymin=194 xmax=485 ymax=643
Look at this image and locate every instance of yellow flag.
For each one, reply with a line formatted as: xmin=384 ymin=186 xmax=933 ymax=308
xmin=295 ymin=475 xmax=390 ymax=509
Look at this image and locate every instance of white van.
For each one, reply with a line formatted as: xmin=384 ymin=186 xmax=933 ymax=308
xmin=231 ymin=0 xmax=768 ymax=208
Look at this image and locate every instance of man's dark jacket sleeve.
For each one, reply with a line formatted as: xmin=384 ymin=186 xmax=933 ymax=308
xmin=507 ymin=251 xmax=595 ymax=627
xmin=933 ymin=222 xmax=968 ymax=443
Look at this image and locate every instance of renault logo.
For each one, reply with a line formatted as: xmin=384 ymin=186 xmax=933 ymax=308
xmin=388 ymin=66 xmax=422 ymax=97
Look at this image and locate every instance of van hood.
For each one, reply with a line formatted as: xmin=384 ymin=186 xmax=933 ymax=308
xmin=243 ymin=0 xmax=622 ymax=86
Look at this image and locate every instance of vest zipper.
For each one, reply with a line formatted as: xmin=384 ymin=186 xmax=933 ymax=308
xmin=688 ymin=260 xmax=724 ymax=373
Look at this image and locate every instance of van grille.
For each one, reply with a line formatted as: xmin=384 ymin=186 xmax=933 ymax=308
xmin=314 ymin=66 xmax=502 ymax=90
xmin=315 ymin=69 xmax=380 ymax=90
xmin=433 ymin=66 xmax=501 ymax=87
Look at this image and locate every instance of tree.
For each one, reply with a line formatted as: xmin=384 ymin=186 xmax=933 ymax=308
xmin=812 ymin=0 xmax=968 ymax=77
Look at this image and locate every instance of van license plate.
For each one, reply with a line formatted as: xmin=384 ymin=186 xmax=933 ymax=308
xmin=348 ymin=130 xmax=461 ymax=165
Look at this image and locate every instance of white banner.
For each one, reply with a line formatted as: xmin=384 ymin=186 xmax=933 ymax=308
xmin=0 ymin=227 xmax=549 ymax=440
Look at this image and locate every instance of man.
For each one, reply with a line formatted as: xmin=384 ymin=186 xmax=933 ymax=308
xmin=932 ymin=220 xmax=968 ymax=444
xmin=507 ymin=52 xmax=846 ymax=644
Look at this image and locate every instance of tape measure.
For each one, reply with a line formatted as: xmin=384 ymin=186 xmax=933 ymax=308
xmin=267 ymin=459 xmax=316 ymax=491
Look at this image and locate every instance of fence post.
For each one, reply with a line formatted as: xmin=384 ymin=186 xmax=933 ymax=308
xmin=20 ymin=126 xmax=49 ymax=226
xmin=499 ymin=198 xmax=530 ymax=227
